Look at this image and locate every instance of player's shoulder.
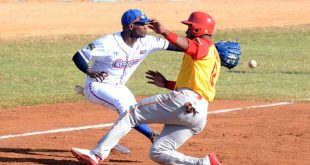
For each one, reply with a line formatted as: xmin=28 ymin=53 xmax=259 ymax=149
xmin=95 ymin=33 xmax=115 ymax=43
xmin=143 ymin=34 xmax=163 ymax=40
xmin=199 ymin=38 xmax=213 ymax=46
xmin=89 ymin=33 xmax=116 ymax=48
xmin=140 ymin=35 xmax=166 ymax=43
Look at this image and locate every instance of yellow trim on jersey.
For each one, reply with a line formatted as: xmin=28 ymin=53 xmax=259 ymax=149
xmin=175 ymin=45 xmax=221 ymax=102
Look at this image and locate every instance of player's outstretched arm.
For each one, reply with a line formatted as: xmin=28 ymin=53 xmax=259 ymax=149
xmin=166 ymin=43 xmax=182 ymax=52
xmin=148 ymin=19 xmax=189 ymax=51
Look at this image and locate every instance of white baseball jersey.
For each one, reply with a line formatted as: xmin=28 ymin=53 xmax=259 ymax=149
xmin=78 ymin=32 xmax=169 ymax=115
xmin=78 ymin=32 xmax=169 ymax=85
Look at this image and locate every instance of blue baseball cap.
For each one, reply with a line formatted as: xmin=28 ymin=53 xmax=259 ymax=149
xmin=121 ymin=9 xmax=149 ymax=26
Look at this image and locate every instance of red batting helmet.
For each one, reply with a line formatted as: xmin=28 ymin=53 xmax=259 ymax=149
xmin=182 ymin=11 xmax=215 ymax=36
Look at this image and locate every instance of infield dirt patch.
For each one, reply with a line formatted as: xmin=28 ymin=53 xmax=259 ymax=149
xmin=1 ymin=0 xmax=310 ymax=40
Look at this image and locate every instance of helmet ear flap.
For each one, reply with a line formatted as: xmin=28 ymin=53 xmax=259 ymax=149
xmin=190 ymin=24 xmax=203 ymax=37
xmin=193 ymin=27 xmax=200 ymax=33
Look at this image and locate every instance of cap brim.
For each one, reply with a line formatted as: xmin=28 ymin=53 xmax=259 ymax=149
xmin=181 ymin=20 xmax=193 ymax=25
xmin=137 ymin=18 xmax=150 ymax=23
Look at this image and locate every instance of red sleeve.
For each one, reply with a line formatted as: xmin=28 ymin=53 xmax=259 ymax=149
xmin=167 ymin=81 xmax=176 ymax=90
xmin=185 ymin=38 xmax=213 ymax=60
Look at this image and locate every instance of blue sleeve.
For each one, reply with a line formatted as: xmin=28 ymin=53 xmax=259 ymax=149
xmin=72 ymin=52 xmax=88 ymax=74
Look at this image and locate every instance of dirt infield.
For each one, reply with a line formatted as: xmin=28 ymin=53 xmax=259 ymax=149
xmin=1 ymin=0 xmax=310 ymax=40
xmin=0 ymin=0 xmax=310 ymax=164
xmin=1 ymin=101 xmax=309 ymax=164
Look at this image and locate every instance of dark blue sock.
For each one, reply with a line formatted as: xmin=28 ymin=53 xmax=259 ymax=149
xmin=134 ymin=124 xmax=152 ymax=139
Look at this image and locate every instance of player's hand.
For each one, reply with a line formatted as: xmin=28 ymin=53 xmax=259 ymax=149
xmin=146 ymin=70 xmax=168 ymax=88
xmin=148 ymin=19 xmax=168 ymax=36
xmin=86 ymin=68 xmax=108 ymax=82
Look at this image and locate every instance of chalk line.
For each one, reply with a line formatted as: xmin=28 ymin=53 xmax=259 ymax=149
xmin=208 ymin=101 xmax=293 ymax=115
xmin=0 ymin=123 xmax=113 ymax=140
xmin=0 ymin=101 xmax=294 ymax=140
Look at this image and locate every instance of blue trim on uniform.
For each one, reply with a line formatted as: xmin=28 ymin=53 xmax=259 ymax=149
xmin=134 ymin=124 xmax=152 ymax=139
xmin=72 ymin=52 xmax=88 ymax=74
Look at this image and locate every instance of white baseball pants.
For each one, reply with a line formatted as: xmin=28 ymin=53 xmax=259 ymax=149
xmin=83 ymin=82 xmax=136 ymax=115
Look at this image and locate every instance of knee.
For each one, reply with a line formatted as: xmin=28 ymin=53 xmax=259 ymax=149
xmin=149 ymin=148 xmax=162 ymax=163
xmin=149 ymin=147 xmax=170 ymax=164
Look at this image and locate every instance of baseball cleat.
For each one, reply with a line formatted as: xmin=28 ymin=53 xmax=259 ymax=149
xmin=71 ymin=147 xmax=102 ymax=165
xmin=150 ymin=131 xmax=160 ymax=143
xmin=113 ymin=143 xmax=131 ymax=154
xmin=75 ymin=85 xmax=84 ymax=95
xmin=208 ymin=152 xmax=221 ymax=165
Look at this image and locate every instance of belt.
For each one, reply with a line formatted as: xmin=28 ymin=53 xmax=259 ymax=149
xmin=176 ymin=88 xmax=202 ymax=100
xmin=194 ymin=91 xmax=203 ymax=100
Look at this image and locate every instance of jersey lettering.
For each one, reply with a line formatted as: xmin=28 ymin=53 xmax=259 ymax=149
xmin=112 ymin=59 xmax=140 ymax=68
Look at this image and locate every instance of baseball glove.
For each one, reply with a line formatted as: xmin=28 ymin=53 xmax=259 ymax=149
xmin=215 ymin=41 xmax=241 ymax=69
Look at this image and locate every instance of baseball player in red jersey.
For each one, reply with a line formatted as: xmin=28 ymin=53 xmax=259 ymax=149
xmin=72 ymin=9 xmax=181 ymax=153
xmin=71 ymin=11 xmax=222 ymax=165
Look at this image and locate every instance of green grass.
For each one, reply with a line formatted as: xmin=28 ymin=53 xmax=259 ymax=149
xmin=0 ymin=24 xmax=309 ymax=108
xmin=0 ymin=35 xmax=96 ymax=108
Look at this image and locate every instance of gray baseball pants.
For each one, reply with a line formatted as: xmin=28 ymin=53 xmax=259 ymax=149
xmin=92 ymin=88 xmax=211 ymax=165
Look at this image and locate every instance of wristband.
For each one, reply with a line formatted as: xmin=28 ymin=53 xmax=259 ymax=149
xmin=166 ymin=81 xmax=176 ymax=90
xmin=165 ymin=32 xmax=178 ymax=45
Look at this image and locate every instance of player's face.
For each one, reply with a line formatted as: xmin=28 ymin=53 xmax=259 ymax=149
xmin=131 ymin=22 xmax=148 ymax=38
xmin=186 ymin=25 xmax=194 ymax=39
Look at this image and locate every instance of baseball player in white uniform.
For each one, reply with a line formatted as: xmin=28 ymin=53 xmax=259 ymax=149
xmin=72 ymin=9 xmax=180 ymax=153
